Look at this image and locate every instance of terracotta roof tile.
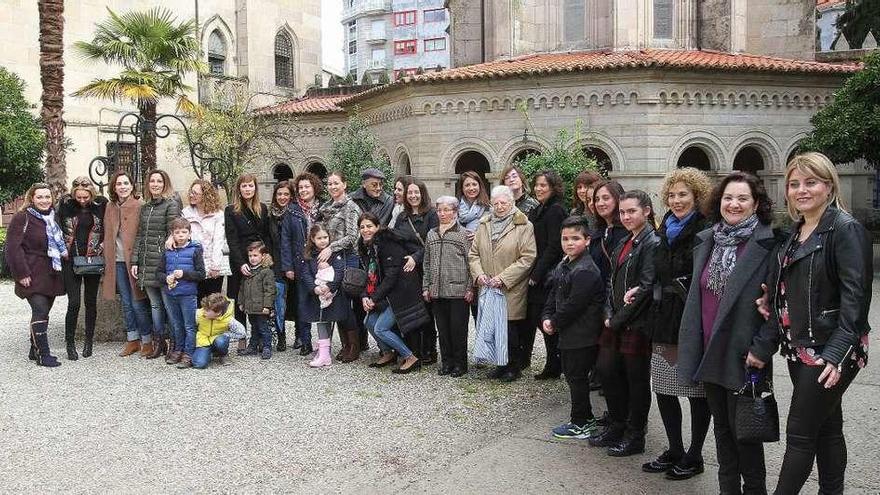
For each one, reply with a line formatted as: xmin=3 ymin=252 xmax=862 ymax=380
xmin=342 ymin=49 xmax=860 ymax=105
xmin=254 ymin=95 xmax=348 ymax=116
xmin=816 ymin=0 xmax=846 ymax=9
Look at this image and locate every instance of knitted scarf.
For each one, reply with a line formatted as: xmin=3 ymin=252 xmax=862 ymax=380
xmin=28 ymin=207 xmax=67 ymax=271
xmin=707 ymin=214 xmax=759 ymax=296
xmin=490 ymin=208 xmax=516 ymax=243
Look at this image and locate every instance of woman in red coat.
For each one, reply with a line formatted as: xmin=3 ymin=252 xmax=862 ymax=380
xmin=6 ymin=183 xmax=67 ymax=367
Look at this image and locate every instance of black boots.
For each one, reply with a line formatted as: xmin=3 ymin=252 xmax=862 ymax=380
xmin=66 ymin=342 xmax=79 ymax=361
xmin=31 ymin=320 xmax=61 ymax=368
xmin=589 ymin=422 xmax=625 ymax=448
xmin=608 ymin=430 xmax=646 ymax=457
xmin=298 ymin=342 xmax=314 ymax=356
xmin=276 ymin=331 xmax=287 ymax=352
xmin=81 ymin=326 xmax=94 ymax=358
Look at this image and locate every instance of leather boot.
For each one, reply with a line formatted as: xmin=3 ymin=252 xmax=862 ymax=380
xmin=147 ymin=338 xmax=167 ymax=359
xmin=276 ymin=331 xmax=287 ymax=352
xmin=119 ymin=340 xmax=141 ymax=357
xmin=140 ymin=341 xmax=154 ymax=357
xmin=341 ymin=330 xmax=360 ymax=363
xmin=82 ymin=327 xmax=94 ymax=358
xmin=32 ymin=320 xmax=61 ymax=368
xmin=336 ymin=330 xmax=349 ymax=361
xmin=588 ymin=422 xmax=625 ymax=448
xmin=608 ymin=429 xmax=646 ymax=457
xmin=66 ymin=342 xmax=79 ymax=361
xmin=28 ymin=333 xmax=37 ymax=361
xmin=309 ymin=338 xmax=332 ymax=367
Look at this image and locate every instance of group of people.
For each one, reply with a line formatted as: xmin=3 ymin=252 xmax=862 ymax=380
xmin=6 ymin=150 xmax=870 ymax=494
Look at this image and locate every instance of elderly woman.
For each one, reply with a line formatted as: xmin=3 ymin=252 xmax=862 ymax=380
xmin=468 ymin=185 xmax=537 ymax=382
xmin=422 ymin=196 xmax=474 ymax=377
xmin=6 ymin=183 xmax=67 ymax=366
xmin=57 ymin=176 xmax=107 ymax=360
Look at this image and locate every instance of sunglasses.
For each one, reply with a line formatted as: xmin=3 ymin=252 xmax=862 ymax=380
xmin=72 ymin=179 xmax=92 ymax=187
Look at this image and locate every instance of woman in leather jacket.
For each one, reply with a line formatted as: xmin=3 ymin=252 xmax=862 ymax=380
xmin=750 ymin=153 xmax=871 ymax=495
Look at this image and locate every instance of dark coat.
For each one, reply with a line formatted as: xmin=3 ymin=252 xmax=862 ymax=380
xmin=350 ymin=187 xmax=394 ymax=226
xmin=298 ymin=251 xmax=349 ymax=322
xmin=751 ymin=206 xmax=872 ymax=367
xmin=606 ymin=226 xmax=660 ymax=334
xmin=542 ymin=253 xmax=605 ymax=349
xmin=156 ymin=241 xmax=206 ymax=297
xmin=651 ymin=211 xmax=710 ymax=345
xmin=589 ymin=223 xmax=629 ymax=286
xmin=279 ymin=202 xmax=309 ymax=275
xmin=527 ymin=195 xmax=568 ymax=305
xmin=57 ymin=196 xmax=107 ymax=256
xmin=268 ymin=208 xmax=289 ymax=281
xmin=132 ymin=197 xmax=181 ymax=288
xmin=224 ymin=203 xmax=271 ymax=274
xmin=678 ymin=222 xmax=783 ymax=391
xmin=358 ymin=229 xmax=427 ymax=334
xmin=6 ymin=210 xmax=65 ymax=299
xmin=393 ymin=208 xmax=439 ymax=265
xmin=238 ymin=259 xmax=276 ymax=314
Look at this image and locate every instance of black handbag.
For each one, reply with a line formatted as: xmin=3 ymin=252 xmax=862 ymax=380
xmin=342 ymin=267 xmax=367 ymax=297
xmin=394 ymin=300 xmax=430 ymax=335
xmin=71 ymin=239 xmax=104 ymax=276
xmin=734 ymin=368 xmax=780 ymax=443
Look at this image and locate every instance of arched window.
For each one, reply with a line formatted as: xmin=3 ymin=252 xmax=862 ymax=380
xmin=733 ymin=146 xmax=765 ymax=176
xmin=512 ymin=148 xmax=540 ymax=165
xmin=275 ymin=32 xmax=295 ymax=88
xmin=306 ymin=162 xmax=327 ymax=179
xmin=455 ymin=150 xmax=491 ymax=196
xmin=398 ymin=153 xmax=412 ymax=176
xmin=677 ymin=146 xmax=711 ymax=171
xmin=583 ymin=147 xmax=612 ymax=175
xmin=208 ymin=30 xmax=227 ymax=76
xmin=273 ymin=163 xmax=293 ymax=182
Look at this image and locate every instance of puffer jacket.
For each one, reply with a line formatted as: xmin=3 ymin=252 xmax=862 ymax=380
xmin=181 ymin=206 xmax=230 ymax=277
xmin=751 ymin=206 xmax=872 ymax=368
xmin=156 ymin=241 xmax=205 ymax=297
xmin=317 ymin=195 xmax=362 ymax=255
xmin=606 ymin=225 xmax=660 ymax=334
xmin=57 ymin=196 xmax=107 ymax=256
xmin=132 ymin=197 xmax=181 ymax=288
xmin=196 ymin=297 xmax=235 ymax=347
xmin=422 ymin=223 xmax=472 ymax=299
xmin=238 ymin=255 xmax=276 ymax=314
xmin=542 ymin=253 xmax=605 ymax=349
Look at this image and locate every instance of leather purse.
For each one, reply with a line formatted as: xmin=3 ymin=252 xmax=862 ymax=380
xmin=734 ymin=368 xmax=780 ymax=443
xmin=72 ymin=255 xmax=105 ymax=276
xmin=342 ymin=267 xmax=368 ymax=297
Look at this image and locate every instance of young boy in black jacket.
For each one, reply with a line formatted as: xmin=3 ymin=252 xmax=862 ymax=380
xmin=542 ymin=216 xmax=606 ymax=439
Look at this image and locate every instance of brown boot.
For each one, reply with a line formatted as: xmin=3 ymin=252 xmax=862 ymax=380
xmin=147 ymin=338 xmax=167 ymax=359
xmin=119 ymin=340 xmax=141 ymax=357
xmin=140 ymin=341 xmax=154 ymax=358
xmin=336 ymin=330 xmax=349 ymax=361
xmin=341 ymin=330 xmax=360 ymax=363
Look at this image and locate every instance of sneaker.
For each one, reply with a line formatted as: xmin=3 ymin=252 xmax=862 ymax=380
xmin=261 ymin=347 xmax=272 ymax=360
xmin=552 ymin=422 xmax=590 ymax=439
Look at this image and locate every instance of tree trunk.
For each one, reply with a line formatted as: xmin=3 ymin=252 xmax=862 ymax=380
xmin=139 ymin=99 xmax=157 ymax=176
xmin=38 ymin=0 xmax=66 ymax=196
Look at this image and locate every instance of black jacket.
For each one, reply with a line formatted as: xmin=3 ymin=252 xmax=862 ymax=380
xmin=350 ymin=187 xmax=394 ymax=227
xmin=224 ymin=203 xmax=271 ymax=274
xmin=751 ymin=206 xmax=872 ymax=367
xmin=589 ymin=223 xmax=629 ymax=286
xmin=606 ymin=225 xmax=659 ymax=334
xmin=392 ymin=208 xmax=439 ymax=266
xmin=651 ymin=211 xmax=709 ymax=345
xmin=57 ymin=195 xmax=107 ymax=257
xmin=527 ymin=195 xmax=568 ymax=304
xmin=542 ymin=253 xmax=605 ymax=349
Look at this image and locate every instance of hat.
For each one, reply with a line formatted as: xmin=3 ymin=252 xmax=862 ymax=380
xmin=361 ymin=168 xmax=386 ymax=180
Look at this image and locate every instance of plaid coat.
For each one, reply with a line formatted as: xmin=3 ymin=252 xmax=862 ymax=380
xmin=422 ymin=223 xmax=472 ymax=299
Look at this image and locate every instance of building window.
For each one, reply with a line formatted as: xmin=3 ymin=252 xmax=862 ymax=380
xmin=563 ymin=0 xmax=585 ymax=42
xmin=371 ymin=48 xmax=385 ymax=61
xmin=349 ymin=40 xmax=358 ymax=54
xmin=393 ymin=68 xmax=418 ymax=79
xmin=274 ymin=31 xmax=295 ymax=88
xmin=207 ymin=30 xmax=226 ymax=76
xmin=424 ymin=38 xmax=446 ymax=51
xmin=653 ymin=0 xmax=673 ymax=39
xmin=393 ymin=11 xmax=416 ymax=26
xmin=394 ymin=39 xmax=417 ymax=55
xmin=423 ymin=9 xmax=447 ymax=23
xmin=106 ymin=141 xmax=137 ymax=176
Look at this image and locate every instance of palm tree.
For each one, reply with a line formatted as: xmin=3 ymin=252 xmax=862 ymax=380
xmin=38 ymin=0 xmax=67 ymax=194
xmin=72 ymin=7 xmax=204 ymax=172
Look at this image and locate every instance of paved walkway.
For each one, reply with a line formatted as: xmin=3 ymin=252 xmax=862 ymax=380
xmin=0 ymin=280 xmax=877 ymax=494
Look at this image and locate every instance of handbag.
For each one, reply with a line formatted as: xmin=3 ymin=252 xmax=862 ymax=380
xmin=734 ymin=368 xmax=780 ymax=443
xmin=342 ymin=266 xmax=367 ymax=297
xmin=72 ymin=239 xmax=105 ymax=276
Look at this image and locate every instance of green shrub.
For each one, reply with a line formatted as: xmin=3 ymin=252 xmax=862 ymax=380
xmin=515 ymin=125 xmax=600 ymax=207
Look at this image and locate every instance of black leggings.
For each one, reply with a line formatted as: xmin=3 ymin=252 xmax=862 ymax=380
xmin=704 ymin=382 xmax=767 ymax=495
xmin=774 ymin=360 xmax=859 ymax=495
xmin=656 ymin=394 xmax=712 ymax=461
xmin=598 ymin=349 xmax=652 ymax=433
xmin=62 ymin=263 xmax=99 ymax=343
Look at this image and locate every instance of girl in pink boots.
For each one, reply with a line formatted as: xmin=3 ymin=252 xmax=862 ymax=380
xmin=299 ymin=224 xmax=350 ymax=367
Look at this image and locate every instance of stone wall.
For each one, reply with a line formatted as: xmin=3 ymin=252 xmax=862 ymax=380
xmin=746 ymin=0 xmax=815 ymax=61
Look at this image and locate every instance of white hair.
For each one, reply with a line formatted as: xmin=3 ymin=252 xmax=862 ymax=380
xmin=435 ymin=196 xmax=459 ymax=210
xmin=490 ymin=185 xmax=513 ymax=201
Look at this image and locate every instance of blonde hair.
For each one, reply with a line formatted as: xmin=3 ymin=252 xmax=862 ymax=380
xmin=20 ymin=182 xmax=55 ymax=211
xmin=232 ymin=174 xmax=262 ymax=218
xmin=660 ymin=167 xmax=713 ymax=212
xmin=70 ymin=176 xmax=98 ymax=202
xmin=784 ymin=152 xmax=846 ymax=221
xmin=143 ymin=169 xmax=174 ymax=201
xmin=190 ymin=179 xmax=222 ymax=214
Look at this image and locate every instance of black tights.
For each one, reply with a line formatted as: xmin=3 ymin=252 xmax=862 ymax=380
xmin=62 ymin=264 xmax=99 ymax=344
xmin=656 ymin=394 xmax=711 ymax=462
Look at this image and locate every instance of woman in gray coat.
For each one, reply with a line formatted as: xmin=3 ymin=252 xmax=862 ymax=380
xmin=677 ymin=172 xmax=783 ymax=495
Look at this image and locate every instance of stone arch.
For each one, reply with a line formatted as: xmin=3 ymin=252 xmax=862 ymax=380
xmin=731 ymin=131 xmax=782 ymax=172
xmin=733 ymin=146 xmax=766 ymax=176
xmin=676 ymin=146 xmax=712 ymax=171
xmin=498 ymin=135 xmax=551 ymax=169
xmin=272 ymin=162 xmax=294 ymax=182
xmin=566 ymin=133 xmax=626 ymax=174
xmin=201 ymin=15 xmax=236 ymax=77
xmin=394 ymin=145 xmax=413 ymax=176
xmin=783 ymin=132 xmax=810 ymax=167
xmin=667 ymin=131 xmax=728 ymax=172
xmin=441 ymin=138 xmax=498 ymax=175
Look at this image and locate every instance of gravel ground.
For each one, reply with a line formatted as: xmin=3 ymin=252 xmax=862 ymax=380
xmin=0 ymin=281 xmax=567 ymax=494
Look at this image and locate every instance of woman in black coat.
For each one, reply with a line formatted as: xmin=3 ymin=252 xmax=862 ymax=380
xmin=6 ymin=183 xmax=67 ymax=367
xmin=678 ymin=172 xmax=783 ymax=495
xmin=57 ymin=176 xmax=107 ymax=360
xmin=522 ymin=169 xmax=568 ymax=378
xmin=642 ymin=169 xmax=713 ymax=480
xmin=359 ymin=213 xmax=427 ymax=374
xmin=750 ymin=153 xmax=871 ymax=495
xmin=225 ymin=174 xmax=272 ymax=353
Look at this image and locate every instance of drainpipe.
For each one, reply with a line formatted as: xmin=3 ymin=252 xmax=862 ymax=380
xmin=480 ymin=0 xmax=486 ymax=63
xmin=195 ymin=0 xmax=201 ymax=103
xmin=695 ymin=0 xmax=702 ymax=50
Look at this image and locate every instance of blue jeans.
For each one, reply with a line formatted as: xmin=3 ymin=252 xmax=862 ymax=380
xmin=192 ymin=334 xmax=230 ymax=369
xmin=162 ymin=292 xmax=198 ymax=355
xmin=248 ymin=314 xmax=272 ymax=351
xmin=274 ymin=280 xmax=287 ymax=336
xmin=115 ymin=262 xmax=151 ymax=342
xmin=366 ymin=306 xmax=412 ymax=358
xmin=295 ymin=280 xmax=312 ymax=346
xmin=144 ymin=285 xmax=167 ymax=339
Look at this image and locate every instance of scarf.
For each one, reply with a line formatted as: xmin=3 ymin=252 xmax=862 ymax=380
xmin=28 ymin=207 xmax=67 ymax=271
xmin=458 ymin=199 xmax=487 ymax=229
xmin=270 ymin=203 xmax=287 ymax=219
xmin=297 ymin=198 xmax=316 ymax=229
xmin=665 ymin=210 xmax=696 ymax=244
xmin=706 ymin=214 xmax=759 ymax=296
xmin=490 ymin=208 xmax=516 ymax=243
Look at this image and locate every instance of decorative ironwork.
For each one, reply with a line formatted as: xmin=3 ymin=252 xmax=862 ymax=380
xmin=88 ymin=112 xmax=235 ymax=193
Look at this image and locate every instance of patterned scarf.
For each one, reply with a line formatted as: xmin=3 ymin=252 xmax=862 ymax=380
xmin=365 ymin=247 xmax=379 ymax=296
xmin=28 ymin=207 xmax=67 ymax=271
xmin=297 ymin=198 xmax=316 ymax=229
xmin=491 ymin=207 xmax=516 ymax=243
xmin=707 ymin=214 xmax=759 ymax=296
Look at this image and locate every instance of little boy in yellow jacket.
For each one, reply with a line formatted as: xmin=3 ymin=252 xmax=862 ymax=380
xmin=192 ymin=293 xmax=246 ymax=369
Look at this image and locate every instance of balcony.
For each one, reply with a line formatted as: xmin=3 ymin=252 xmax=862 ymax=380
xmin=367 ymin=28 xmax=387 ymax=43
xmin=341 ymin=0 xmax=391 ymax=22
xmin=366 ymin=59 xmax=387 ymax=70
